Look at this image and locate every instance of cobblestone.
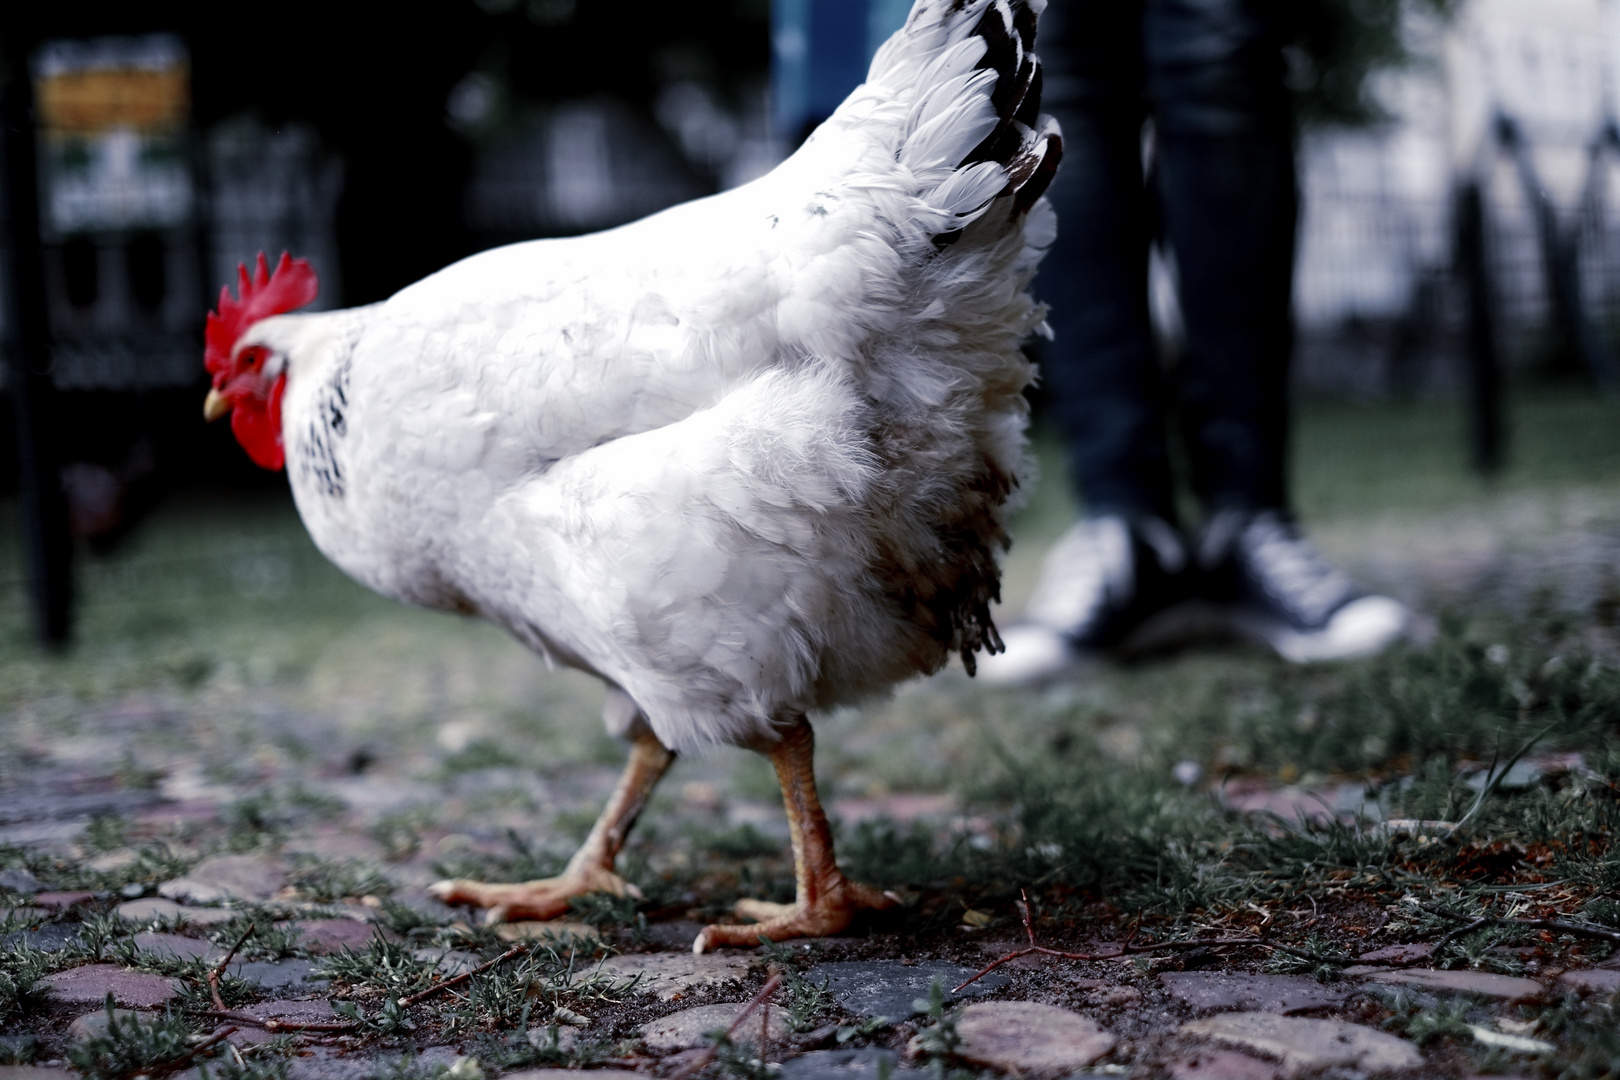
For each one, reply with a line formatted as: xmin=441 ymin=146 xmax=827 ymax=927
xmin=157 ymin=854 xmax=289 ymax=904
xmin=1181 ymin=1012 xmax=1422 ymax=1075
xmin=950 ymin=1001 xmax=1116 ymax=1077
xmin=808 ymin=960 xmax=1009 ymax=1018
xmin=37 ymin=965 xmax=182 ymax=1008
xmin=639 ymin=1001 xmax=790 ymax=1052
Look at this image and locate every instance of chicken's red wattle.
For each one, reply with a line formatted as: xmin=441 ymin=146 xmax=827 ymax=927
xmin=229 ymin=373 xmax=286 ymax=471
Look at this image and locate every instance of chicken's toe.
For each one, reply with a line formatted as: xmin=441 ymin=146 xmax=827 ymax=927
xmin=695 ymin=879 xmax=897 ymax=952
xmin=734 ymin=898 xmax=797 ymax=922
xmin=429 ymin=869 xmax=636 ymax=923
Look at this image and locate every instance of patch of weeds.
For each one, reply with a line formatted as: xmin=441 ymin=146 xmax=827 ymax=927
xmin=484 ymin=1024 xmax=614 ymax=1069
xmin=210 ymin=919 xmax=308 ymax=961
xmin=223 ymin=787 xmax=345 ymax=852
xmin=289 ymin=858 xmax=393 ymax=902
xmin=1388 ymin=897 xmax=1533 ymax=973
xmin=841 ymin=819 xmax=957 ymax=890
xmin=441 ymin=739 xmax=523 ymax=775
xmin=432 ymin=829 xmax=566 ymax=884
xmin=1534 ymin=993 xmax=1620 ymax=1077
xmin=1263 ymin=936 xmax=1346 ymax=982
xmin=178 ymin=970 xmax=258 ymax=1011
xmin=0 ymin=903 xmax=46 ymax=931
xmin=454 ymin=944 xmax=638 ymax=1032
xmin=282 ymin=784 xmax=347 ymax=819
xmin=711 ymin=1033 xmax=777 ymax=1080
xmin=963 ymin=740 xmax=1235 ymax=914
xmin=700 ymin=823 xmax=784 ymax=860
xmin=374 ymin=898 xmax=451 ymax=941
xmin=332 ymin=995 xmax=415 ymax=1036
xmin=364 ymin=1053 xmax=449 ymax=1080
xmin=200 ymin=1060 xmax=290 ymax=1080
xmin=223 ymin=792 xmax=290 ymax=850
xmin=318 ymin=939 xmax=438 ymax=995
xmin=1583 ymin=898 xmax=1620 ymax=927
xmin=72 ymin=912 xmax=129 ymax=962
xmin=0 ymin=1034 xmax=40 ymax=1064
xmin=370 ymin=812 xmax=427 ymax=862
xmin=80 ymin=844 xmax=196 ymax=894
xmin=1 ymin=839 xmax=190 ymax=894
xmin=761 ymin=939 xmax=836 ymax=1033
xmin=1376 ymin=988 xmax=1473 ymax=1047
xmin=67 ymin=996 xmax=212 ymax=1080
xmin=909 ymin=979 xmax=971 ymax=1080
xmin=834 ymin=1015 xmax=890 ymax=1047
xmin=567 ymin=890 xmax=639 ymax=929
xmin=0 ymin=941 xmax=53 ymax=1025
xmin=1221 ymin=620 xmax=1620 ymax=779
xmin=83 ymin=815 xmax=130 ymax=853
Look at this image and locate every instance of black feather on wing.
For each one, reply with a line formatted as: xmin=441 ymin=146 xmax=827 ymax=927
xmin=959 ymin=0 xmax=1062 ymax=213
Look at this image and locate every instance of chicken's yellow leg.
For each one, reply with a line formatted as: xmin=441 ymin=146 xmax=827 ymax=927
xmin=430 ymin=729 xmax=673 ymax=923
xmin=694 ymin=718 xmax=896 ymax=953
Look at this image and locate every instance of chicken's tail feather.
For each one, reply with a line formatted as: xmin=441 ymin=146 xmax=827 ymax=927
xmin=794 ymin=0 xmax=1058 ymax=681
xmin=866 ymin=0 xmax=1060 ymax=239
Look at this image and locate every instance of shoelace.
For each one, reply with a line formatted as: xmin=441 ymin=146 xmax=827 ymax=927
xmin=1239 ymin=514 xmax=1355 ymax=626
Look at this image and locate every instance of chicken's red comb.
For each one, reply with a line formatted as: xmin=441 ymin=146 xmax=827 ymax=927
xmin=205 ymin=252 xmax=319 ymax=376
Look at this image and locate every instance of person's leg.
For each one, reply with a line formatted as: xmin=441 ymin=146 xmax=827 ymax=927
xmin=1039 ymin=0 xmax=1176 ymax=522
xmin=1146 ymin=0 xmax=1294 ymax=515
xmin=1144 ymin=0 xmax=1409 ymax=661
xmin=980 ymin=2 xmax=1199 ymax=684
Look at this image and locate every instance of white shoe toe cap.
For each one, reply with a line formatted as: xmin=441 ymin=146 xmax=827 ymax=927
xmin=975 ymin=624 xmax=1078 ymax=686
xmin=1257 ymin=595 xmax=1412 ymax=664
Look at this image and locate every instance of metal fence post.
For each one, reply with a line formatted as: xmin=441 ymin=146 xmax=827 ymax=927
xmin=2 ymin=39 xmax=74 ymax=646
xmin=1455 ymin=177 xmax=1505 ymax=475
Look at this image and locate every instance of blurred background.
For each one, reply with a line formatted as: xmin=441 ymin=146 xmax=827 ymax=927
xmin=4 ymin=0 xmax=1620 ymax=641
xmin=2 ymin=0 xmax=1620 ymax=849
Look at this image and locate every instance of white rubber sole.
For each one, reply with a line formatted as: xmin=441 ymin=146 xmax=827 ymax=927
xmin=976 ymin=595 xmax=1413 ymax=685
xmin=1231 ymin=594 xmax=1412 ymax=664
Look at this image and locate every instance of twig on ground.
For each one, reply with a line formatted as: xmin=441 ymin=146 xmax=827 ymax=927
xmin=206 ymin=940 xmax=536 ymax=1034
xmin=203 ymin=1009 xmax=362 ymax=1033
xmin=397 ymin=943 xmax=528 ymax=1007
xmin=668 ymin=972 xmax=783 ymax=1080
xmin=953 ymin=891 xmax=1276 ymax=991
xmin=958 ymin=887 xmax=1620 ymax=992
xmin=131 ymin=1024 xmax=238 ymax=1078
xmin=209 ymin=923 xmax=256 ymax=1011
xmin=1420 ymin=903 xmax=1620 ymax=945
xmin=1432 ymin=916 xmax=1491 ymax=958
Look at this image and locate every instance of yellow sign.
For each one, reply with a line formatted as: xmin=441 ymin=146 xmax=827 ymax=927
xmin=33 ymin=35 xmax=193 ymax=234
xmin=37 ymin=67 xmax=189 ymax=136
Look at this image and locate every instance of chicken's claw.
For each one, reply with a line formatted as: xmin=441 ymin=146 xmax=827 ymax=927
xmin=693 ymin=877 xmax=896 ymax=953
xmin=428 ymin=867 xmax=639 ymax=924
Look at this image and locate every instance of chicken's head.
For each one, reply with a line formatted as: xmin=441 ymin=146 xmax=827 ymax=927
xmin=203 ymin=252 xmax=319 ymax=470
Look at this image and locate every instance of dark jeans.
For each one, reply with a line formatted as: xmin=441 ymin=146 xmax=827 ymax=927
xmin=1038 ymin=0 xmax=1297 ymax=524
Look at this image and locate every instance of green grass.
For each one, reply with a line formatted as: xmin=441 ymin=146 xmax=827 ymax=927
xmin=66 ymin=1000 xmax=210 ymax=1080
xmin=1292 ymin=388 xmax=1620 ymax=521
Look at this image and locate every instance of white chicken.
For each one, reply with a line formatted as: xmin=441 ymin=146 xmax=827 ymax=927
xmin=202 ymin=0 xmax=1059 ymax=951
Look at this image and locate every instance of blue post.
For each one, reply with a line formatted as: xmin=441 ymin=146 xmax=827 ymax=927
xmin=773 ymin=0 xmax=913 ymax=143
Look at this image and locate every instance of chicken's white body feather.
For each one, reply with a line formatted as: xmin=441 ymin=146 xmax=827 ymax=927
xmin=249 ymin=0 xmax=1059 ymax=751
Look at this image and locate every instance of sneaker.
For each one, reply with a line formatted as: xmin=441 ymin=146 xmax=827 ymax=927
xmin=978 ymin=514 xmax=1194 ymax=684
xmin=1197 ymin=509 xmax=1410 ymax=663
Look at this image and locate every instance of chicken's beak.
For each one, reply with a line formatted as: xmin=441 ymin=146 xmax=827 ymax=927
xmin=203 ymin=388 xmax=231 ymax=422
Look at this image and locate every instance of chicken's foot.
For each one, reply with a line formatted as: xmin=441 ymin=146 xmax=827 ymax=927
xmin=430 ymin=730 xmax=673 ymax=923
xmin=694 ymin=719 xmax=896 ymax=952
